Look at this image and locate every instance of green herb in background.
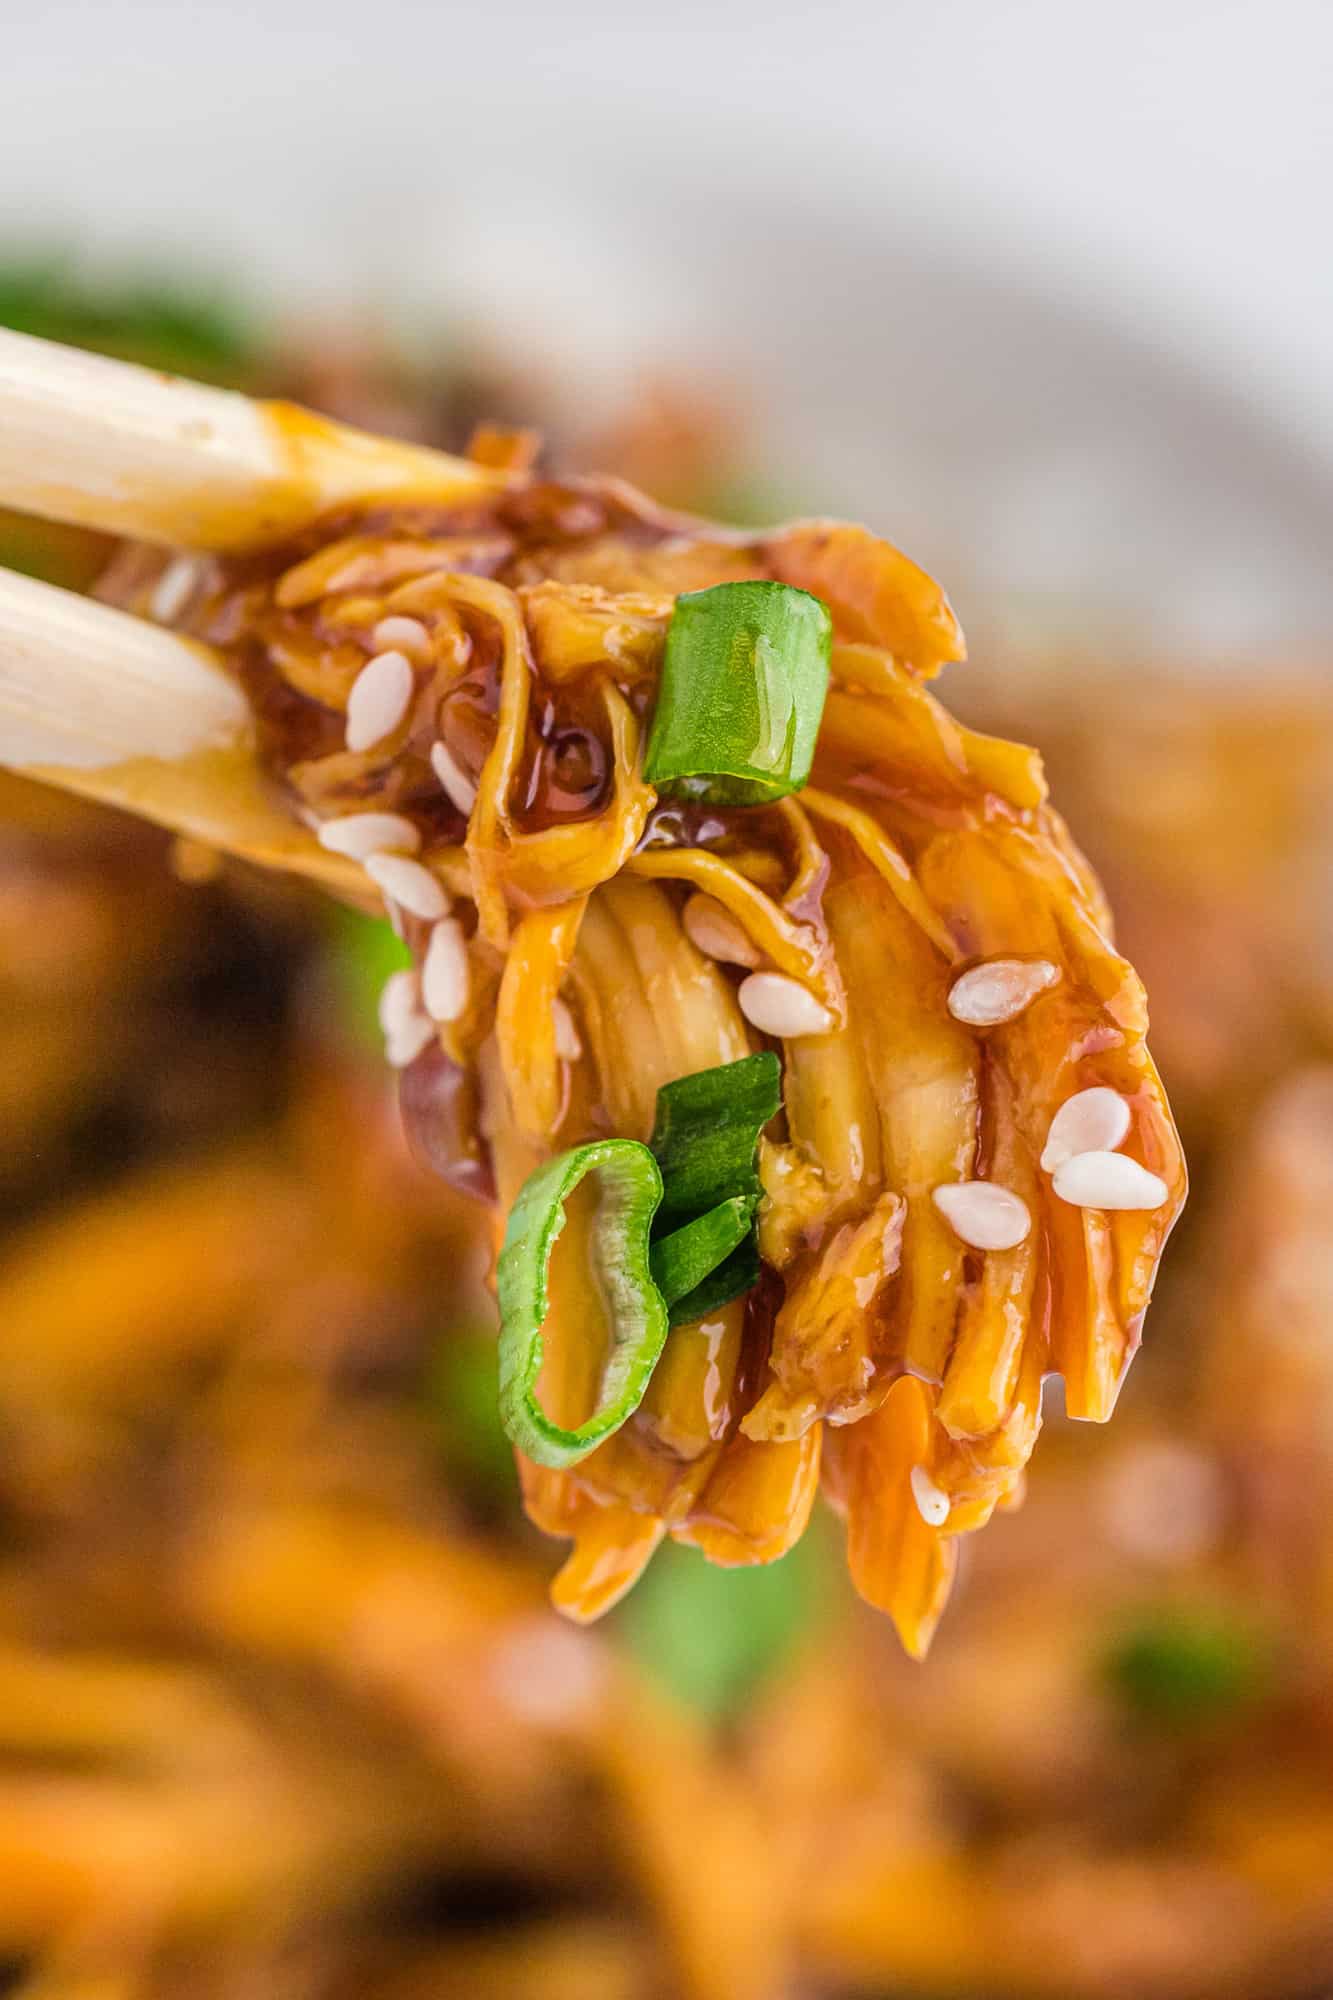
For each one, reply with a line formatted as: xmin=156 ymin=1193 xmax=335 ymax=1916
xmin=325 ymin=903 xmax=412 ymax=1053
xmin=0 ymin=510 xmax=107 ymax=590
xmin=0 ymin=255 xmax=260 ymax=384
xmin=697 ymin=479 xmax=801 ymax=532
xmin=0 ymin=253 xmax=266 ymax=587
xmin=1102 ymin=1605 xmax=1274 ymax=1730
xmin=618 ymin=1523 xmax=828 ymax=1722
xmin=426 ymin=1328 xmax=516 ymax=1504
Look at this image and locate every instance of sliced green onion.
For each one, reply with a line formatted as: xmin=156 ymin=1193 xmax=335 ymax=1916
xmin=496 ymin=1058 xmax=782 ymax=1460
xmin=496 ymin=1139 xmax=668 ymax=1470
xmin=666 ymin=1236 xmax=762 ymax=1327
xmin=650 ymin=1195 xmax=753 ymax=1318
xmin=644 ymin=580 xmax=833 ymax=804
xmin=649 ymin=1052 xmax=781 ymax=1227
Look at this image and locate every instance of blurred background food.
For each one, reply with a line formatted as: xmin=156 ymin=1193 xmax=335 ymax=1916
xmin=1 ymin=3 xmax=1332 ymax=1993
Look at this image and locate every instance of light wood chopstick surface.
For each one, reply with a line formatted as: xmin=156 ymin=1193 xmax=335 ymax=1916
xmin=0 ymin=327 xmax=519 ymax=888
xmin=0 ymin=326 xmax=510 ymax=549
xmin=0 ymin=566 xmax=362 ymax=897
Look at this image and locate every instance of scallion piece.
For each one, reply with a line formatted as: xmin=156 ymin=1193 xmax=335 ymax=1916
xmin=649 ymin=1052 xmax=781 ymax=1227
xmin=666 ymin=1235 xmax=762 ymax=1327
xmin=643 ymin=580 xmax=832 ymax=804
xmin=496 ymin=1139 xmax=668 ymax=1470
xmin=496 ymin=1057 xmax=783 ymax=1461
xmin=650 ymin=1195 xmax=753 ymax=1320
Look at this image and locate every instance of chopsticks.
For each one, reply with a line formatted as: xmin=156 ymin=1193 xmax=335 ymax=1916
xmin=0 ymin=327 xmax=521 ymax=892
xmin=0 ymin=326 xmax=508 ymax=548
xmin=0 ymin=566 xmax=365 ymax=897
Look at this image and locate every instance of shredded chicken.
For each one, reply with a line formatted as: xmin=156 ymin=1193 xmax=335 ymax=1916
xmin=104 ymin=442 xmax=1186 ymax=1654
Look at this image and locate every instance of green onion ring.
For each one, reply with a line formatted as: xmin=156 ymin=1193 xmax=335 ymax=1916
xmin=497 ymin=1139 xmax=668 ymax=1470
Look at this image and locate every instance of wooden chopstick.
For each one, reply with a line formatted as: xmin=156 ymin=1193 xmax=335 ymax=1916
xmin=0 ymin=328 xmax=520 ymax=889
xmin=0 ymin=327 xmax=518 ymax=889
xmin=0 ymin=566 xmax=363 ymax=898
xmin=0 ymin=327 xmax=512 ymax=549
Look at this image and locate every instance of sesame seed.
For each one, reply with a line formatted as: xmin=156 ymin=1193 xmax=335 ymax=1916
xmin=910 ymin=1465 xmax=951 ymax=1527
xmin=430 ymin=739 xmax=478 ymax=817
xmin=345 ymin=650 xmax=414 ymax=753
xmin=385 ymin=1013 xmax=436 ymax=1069
xmin=316 ymin=811 xmax=421 ymax=860
xmin=378 ymin=969 xmax=435 ymax=1068
xmin=931 ymin=1181 xmax=1032 ymax=1251
xmin=738 ymin=972 xmax=834 ymax=1039
xmin=364 ymin=854 xmax=448 ymax=921
xmin=371 ymin=615 xmax=432 ymax=661
xmin=948 ymin=956 xmax=1060 ymax=1026
xmin=1041 ymin=1086 xmax=1132 ymax=1172
xmin=1051 ymin=1150 xmax=1168 ymax=1211
xmin=553 ymin=997 xmax=582 ymax=1061
xmin=378 ymin=968 xmax=423 ymax=1039
xmin=683 ymin=892 xmax=763 ymax=968
xmin=149 ymin=554 xmax=201 ymax=624
xmin=421 ymin=917 xmax=469 ymax=1022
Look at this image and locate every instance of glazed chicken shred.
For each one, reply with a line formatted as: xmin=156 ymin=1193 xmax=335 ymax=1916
xmin=109 ymin=444 xmax=1186 ymax=1655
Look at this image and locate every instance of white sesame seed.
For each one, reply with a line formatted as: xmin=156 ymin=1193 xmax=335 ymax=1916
xmin=737 ymin=972 xmax=835 ymax=1039
xmin=553 ymin=997 xmax=582 ymax=1061
xmin=378 ymin=968 xmax=423 ymax=1039
xmin=430 ymin=739 xmax=478 ymax=817
xmin=385 ymin=1013 xmax=436 ymax=1069
xmin=149 ymin=554 xmax=201 ymax=625
xmin=421 ymin=917 xmax=469 ymax=1022
xmin=948 ymin=956 xmax=1060 ymax=1026
xmin=931 ymin=1181 xmax=1032 ymax=1251
xmin=316 ymin=811 xmax=421 ymax=860
xmin=1052 ymin=1151 xmax=1168 ymax=1211
xmin=910 ymin=1465 xmax=951 ymax=1527
xmin=683 ymin=893 xmax=763 ymax=968
xmin=378 ymin=970 xmax=435 ymax=1068
xmin=364 ymin=854 xmax=448 ymax=921
xmin=1040 ymin=1086 xmax=1132 ymax=1172
xmin=371 ymin=615 xmax=432 ymax=661
xmin=345 ymin=650 xmax=414 ymax=753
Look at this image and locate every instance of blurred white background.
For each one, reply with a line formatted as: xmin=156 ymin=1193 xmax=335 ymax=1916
xmin=2 ymin=0 xmax=1330 ymax=657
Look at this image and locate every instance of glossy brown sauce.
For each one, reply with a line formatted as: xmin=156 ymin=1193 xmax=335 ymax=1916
xmin=147 ymin=478 xmax=821 ymax=1217
xmin=520 ymin=693 xmax=611 ymax=826
xmin=174 ymin=477 xmax=769 ymax=855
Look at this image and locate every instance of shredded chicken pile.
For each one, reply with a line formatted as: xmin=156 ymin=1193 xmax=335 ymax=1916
xmin=109 ymin=446 xmax=1185 ymax=1654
